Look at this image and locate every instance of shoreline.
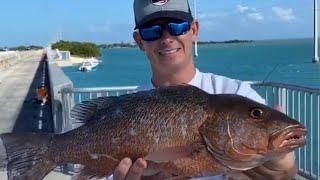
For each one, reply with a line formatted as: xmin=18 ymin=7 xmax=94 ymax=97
xmin=99 ymin=40 xmax=254 ymax=49
xmin=98 ymin=38 xmax=315 ymax=49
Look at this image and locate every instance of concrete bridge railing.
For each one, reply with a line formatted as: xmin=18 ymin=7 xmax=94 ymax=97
xmin=47 ymin=50 xmax=74 ymax=134
xmin=0 ymin=50 xmax=44 ymax=71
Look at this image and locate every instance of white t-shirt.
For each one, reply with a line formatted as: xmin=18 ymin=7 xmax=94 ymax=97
xmin=139 ymin=68 xmax=265 ymax=104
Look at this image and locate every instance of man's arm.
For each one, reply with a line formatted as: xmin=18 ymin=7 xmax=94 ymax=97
xmin=241 ymin=152 xmax=297 ymax=180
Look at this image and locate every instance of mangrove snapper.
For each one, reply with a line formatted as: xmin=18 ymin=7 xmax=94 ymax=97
xmin=0 ymin=85 xmax=307 ymax=179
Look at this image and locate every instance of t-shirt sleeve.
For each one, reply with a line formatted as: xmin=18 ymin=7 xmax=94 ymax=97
xmin=236 ymin=81 xmax=266 ymax=104
xmin=211 ymin=74 xmax=265 ymax=104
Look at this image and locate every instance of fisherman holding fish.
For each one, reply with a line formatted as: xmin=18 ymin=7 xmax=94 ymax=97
xmin=112 ymin=0 xmax=298 ymax=179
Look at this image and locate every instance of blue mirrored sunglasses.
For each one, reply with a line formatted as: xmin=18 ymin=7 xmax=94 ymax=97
xmin=136 ymin=21 xmax=191 ymax=41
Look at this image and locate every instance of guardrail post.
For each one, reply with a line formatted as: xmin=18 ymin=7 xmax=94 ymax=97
xmin=61 ymin=87 xmax=74 ymax=132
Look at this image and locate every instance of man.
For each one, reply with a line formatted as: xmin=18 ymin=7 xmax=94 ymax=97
xmin=113 ymin=0 xmax=297 ymax=179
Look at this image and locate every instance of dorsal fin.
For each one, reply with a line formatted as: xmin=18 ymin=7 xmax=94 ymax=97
xmin=70 ymin=96 xmax=117 ymax=124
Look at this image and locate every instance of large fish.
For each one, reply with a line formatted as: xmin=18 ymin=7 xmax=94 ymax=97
xmin=0 ymin=85 xmax=307 ymax=180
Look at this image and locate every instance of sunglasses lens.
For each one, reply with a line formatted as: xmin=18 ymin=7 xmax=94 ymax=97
xmin=167 ymin=22 xmax=190 ymax=36
xmin=138 ymin=21 xmax=190 ymax=41
xmin=139 ymin=25 xmax=162 ymax=41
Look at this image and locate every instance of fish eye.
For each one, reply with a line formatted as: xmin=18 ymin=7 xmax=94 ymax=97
xmin=250 ymin=108 xmax=264 ymax=119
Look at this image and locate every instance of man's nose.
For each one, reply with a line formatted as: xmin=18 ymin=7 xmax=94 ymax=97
xmin=160 ymin=29 xmax=174 ymax=43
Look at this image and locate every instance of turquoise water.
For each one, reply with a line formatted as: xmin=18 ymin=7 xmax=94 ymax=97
xmin=62 ymin=38 xmax=320 ymax=88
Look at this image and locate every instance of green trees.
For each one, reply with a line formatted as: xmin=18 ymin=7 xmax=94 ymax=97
xmin=98 ymin=42 xmax=136 ymax=49
xmin=52 ymin=41 xmax=100 ymax=58
xmin=197 ymin=40 xmax=254 ymax=45
xmin=7 ymin=45 xmax=43 ymax=51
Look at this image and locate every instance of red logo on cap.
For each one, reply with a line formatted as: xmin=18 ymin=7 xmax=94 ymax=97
xmin=152 ymin=0 xmax=168 ymax=6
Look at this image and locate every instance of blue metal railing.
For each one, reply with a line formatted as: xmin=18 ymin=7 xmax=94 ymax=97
xmin=60 ymin=82 xmax=320 ymax=179
xmin=251 ymin=82 xmax=320 ymax=179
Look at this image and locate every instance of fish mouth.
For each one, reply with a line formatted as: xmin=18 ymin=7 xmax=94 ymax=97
xmin=271 ymin=125 xmax=307 ymax=151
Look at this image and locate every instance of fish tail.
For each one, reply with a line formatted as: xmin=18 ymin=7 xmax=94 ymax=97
xmin=0 ymin=133 xmax=56 ymax=180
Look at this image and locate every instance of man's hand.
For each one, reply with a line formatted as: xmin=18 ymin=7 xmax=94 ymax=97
xmin=242 ymin=152 xmax=297 ymax=179
xmin=113 ymin=157 xmax=147 ymax=180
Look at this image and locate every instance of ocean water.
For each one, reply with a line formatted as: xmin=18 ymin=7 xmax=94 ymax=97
xmin=62 ymin=38 xmax=320 ymax=89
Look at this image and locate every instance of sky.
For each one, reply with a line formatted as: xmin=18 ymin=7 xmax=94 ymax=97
xmin=0 ymin=0 xmax=315 ymax=47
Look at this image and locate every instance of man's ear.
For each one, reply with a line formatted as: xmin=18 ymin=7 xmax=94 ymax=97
xmin=133 ymin=31 xmax=145 ymax=51
xmin=190 ymin=20 xmax=199 ymax=43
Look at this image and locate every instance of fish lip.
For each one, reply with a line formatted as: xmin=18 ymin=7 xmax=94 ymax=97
xmin=270 ymin=125 xmax=307 ymax=150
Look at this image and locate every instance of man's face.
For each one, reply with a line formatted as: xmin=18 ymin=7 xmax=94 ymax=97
xmin=134 ymin=19 xmax=199 ymax=74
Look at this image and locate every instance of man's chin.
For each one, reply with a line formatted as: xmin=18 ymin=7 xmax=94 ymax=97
xmin=158 ymin=54 xmax=183 ymax=65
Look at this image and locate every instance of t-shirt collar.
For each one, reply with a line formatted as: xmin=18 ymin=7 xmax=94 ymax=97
xmin=147 ymin=68 xmax=201 ymax=89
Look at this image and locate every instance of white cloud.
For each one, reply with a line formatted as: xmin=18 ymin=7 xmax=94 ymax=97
xmin=247 ymin=13 xmax=264 ymax=22
xmin=236 ymin=4 xmax=256 ymax=13
xmin=197 ymin=13 xmax=227 ymax=31
xmin=198 ymin=13 xmax=227 ymax=20
xmin=272 ymin=7 xmax=295 ymax=22
xmin=237 ymin=5 xmax=250 ymax=13
xmin=236 ymin=5 xmax=264 ymax=22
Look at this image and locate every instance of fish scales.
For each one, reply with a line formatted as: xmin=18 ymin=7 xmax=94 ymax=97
xmin=0 ymin=85 xmax=307 ymax=180
xmin=51 ymin=86 xmax=209 ymax=175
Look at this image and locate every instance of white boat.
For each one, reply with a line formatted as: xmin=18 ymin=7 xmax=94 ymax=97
xmin=78 ymin=57 xmax=100 ymax=71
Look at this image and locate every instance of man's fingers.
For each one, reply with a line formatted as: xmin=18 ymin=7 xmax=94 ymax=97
xmin=243 ymin=152 xmax=298 ymax=179
xmin=263 ymin=151 xmax=296 ymax=171
xmin=125 ymin=158 xmax=147 ymax=180
xmin=114 ymin=157 xmax=132 ymax=180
